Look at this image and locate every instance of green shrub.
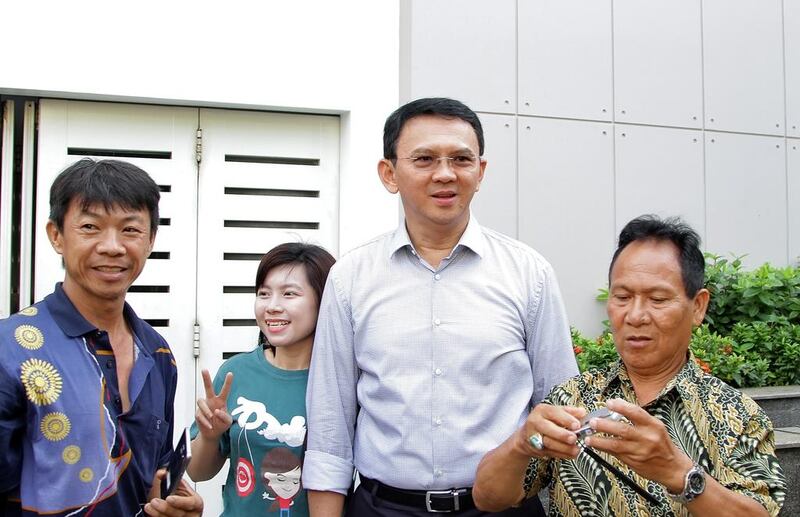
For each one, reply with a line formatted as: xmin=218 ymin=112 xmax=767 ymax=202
xmin=573 ymin=323 xmax=799 ymax=388
xmin=571 ymin=328 xmax=617 ymax=373
xmin=690 ymin=325 xmax=772 ymax=388
xmin=729 ymin=321 xmax=800 ymax=386
xmin=704 ymin=254 xmax=800 ymax=335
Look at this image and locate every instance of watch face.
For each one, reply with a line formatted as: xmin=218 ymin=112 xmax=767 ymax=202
xmin=688 ymin=470 xmax=706 ymax=494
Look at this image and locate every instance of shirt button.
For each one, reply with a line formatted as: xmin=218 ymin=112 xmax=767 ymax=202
xmin=114 ymin=396 xmax=122 ymax=407
xmin=435 ymin=470 xmax=443 ymax=478
xmin=434 ymin=318 xmax=441 ymax=326
xmin=434 ymin=417 xmax=442 ymax=426
xmin=434 ymin=368 xmax=443 ymax=376
xmin=434 ymin=273 xmax=441 ymax=281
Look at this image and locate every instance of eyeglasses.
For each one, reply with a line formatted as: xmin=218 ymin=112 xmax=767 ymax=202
xmin=397 ymin=154 xmax=479 ymax=172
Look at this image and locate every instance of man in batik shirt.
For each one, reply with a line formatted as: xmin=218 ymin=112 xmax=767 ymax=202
xmin=473 ymin=215 xmax=785 ymax=517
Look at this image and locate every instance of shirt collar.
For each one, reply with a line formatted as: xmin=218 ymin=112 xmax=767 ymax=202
xmin=44 ymin=283 xmax=97 ymax=337
xmin=388 ymin=213 xmax=487 ymax=259
xmin=44 ymin=282 xmax=144 ymax=340
xmin=600 ymin=351 xmax=704 ymax=405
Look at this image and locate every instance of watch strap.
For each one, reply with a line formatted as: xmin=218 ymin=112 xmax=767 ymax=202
xmin=666 ymin=463 xmax=705 ymax=504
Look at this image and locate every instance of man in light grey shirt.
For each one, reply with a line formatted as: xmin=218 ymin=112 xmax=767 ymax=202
xmin=303 ymin=98 xmax=578 ymax=516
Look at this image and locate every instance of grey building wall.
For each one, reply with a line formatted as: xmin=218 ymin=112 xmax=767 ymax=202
xmin=401 ymin=0 xmax=800 ymax=335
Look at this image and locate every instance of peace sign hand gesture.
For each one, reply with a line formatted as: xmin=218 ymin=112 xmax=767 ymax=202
xmin=195 ymin=369 xmax=234 ymax=441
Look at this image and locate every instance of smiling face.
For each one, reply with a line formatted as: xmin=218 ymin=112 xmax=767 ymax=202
xmin=46 ymin=199 xmax=154 ymax=307
xmin=263 ymin=466 xmax=301 ymax=499
xmin=254 ymin=263 xmax=319 ymax=352
xmin=607 ymin=239 xmax=709 ymax=380
xmin=378 ymin=115 xmax=486 ymax=237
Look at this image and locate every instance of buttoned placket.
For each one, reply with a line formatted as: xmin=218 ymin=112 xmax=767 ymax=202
xmin=87 ymin=331 xmax=126 ymax=457
xmin=429 ymin=251 xmax=456 ymax=486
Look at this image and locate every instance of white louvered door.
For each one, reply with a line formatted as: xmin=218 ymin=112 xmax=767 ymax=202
xmin=193 ymin=109 xmax=339 ymax=513
xmin=34 ymin=100 xmax=340 ymax=515
xmin=36 ymin=100 xmax=200 ymax=432
xmin=195 ymin=108 xmax=339 ymax=373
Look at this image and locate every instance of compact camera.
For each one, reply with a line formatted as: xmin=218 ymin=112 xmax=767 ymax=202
xmin=574 ymin=407 xmax=623 ymax=438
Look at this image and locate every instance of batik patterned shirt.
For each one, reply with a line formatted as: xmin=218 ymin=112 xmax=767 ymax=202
xmin=523 ymin=354 xmax=786 ymax=516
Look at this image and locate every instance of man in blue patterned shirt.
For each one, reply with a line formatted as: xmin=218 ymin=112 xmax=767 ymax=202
xmin=0 ymin=159 xmax=203 ymax=516
xmin=473 ymin=215 xmax=786 ymax=516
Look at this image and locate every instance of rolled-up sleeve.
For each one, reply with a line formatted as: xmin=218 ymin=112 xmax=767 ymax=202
xmin=0 ymin=359 xmax=24 ymax=495
xmin=527 ymin=263 xmax=578 ymax=405
xmin=303 ymin=269 xmax=359 ymax=494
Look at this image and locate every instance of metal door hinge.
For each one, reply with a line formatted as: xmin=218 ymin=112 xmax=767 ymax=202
xmin=195 ymin=128 xmax=203 ymax=164
xmin=193 ymin=323 xmax=201 ymax=358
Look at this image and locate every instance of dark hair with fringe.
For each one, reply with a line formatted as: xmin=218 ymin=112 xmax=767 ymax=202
xmin=609 ymin=214 xmax=705 ymax=297
xmin=255 ymin=242 xmax=336 ymax=350
xmin=382 ymin=97 xmax=484 ymax=160
xmin=49 ymin=158 xmax=160 ymax=234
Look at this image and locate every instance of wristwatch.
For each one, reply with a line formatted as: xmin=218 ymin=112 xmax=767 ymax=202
xmin=666 ymin=463 xmax=706 ymax=504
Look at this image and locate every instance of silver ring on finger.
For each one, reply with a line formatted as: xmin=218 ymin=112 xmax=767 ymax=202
xmin=528 ymin=432 xmax=544 ymax=450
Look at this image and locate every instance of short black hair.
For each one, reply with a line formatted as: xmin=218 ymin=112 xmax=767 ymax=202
xmin=255 ymin=242 xmax=336 ymax=350
xmin=49 ymin=158 xmax=161 ymax=234
xmin=609 ymin=215 xmax=705 ymax=297
xmin=383 ymin=97 xmax=484 ymax=160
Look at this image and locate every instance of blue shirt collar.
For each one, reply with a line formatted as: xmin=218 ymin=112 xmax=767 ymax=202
xmin=388 ymin=213 xmax=487 ymax=259
xmin=44 ymin=282 xmax=146 ymax=342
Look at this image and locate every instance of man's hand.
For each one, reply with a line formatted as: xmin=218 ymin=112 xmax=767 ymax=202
xmin=584 ymin=398 xmax=693 ymax=492
xmin=515 ymin=403 xmax=586 ymax=460
xmin=146 ymin=470 xmax=204 ymax=516
xmin=195 ymin=369 xmax=233 ymax=441
xmin=473 ymin=403 xmax=586 ymax=512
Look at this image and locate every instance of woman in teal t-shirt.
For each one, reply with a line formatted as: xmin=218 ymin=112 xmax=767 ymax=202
xmin=187 ymin=243 xmax=335 ymax=516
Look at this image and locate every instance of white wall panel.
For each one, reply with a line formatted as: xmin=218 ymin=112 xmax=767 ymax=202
xmin=613 ymin=0 xmax=702 ymax=128
xmin=406 ymin=0 xmax=516 ymax=113
xmin=703 ymin=0 xmax=785 ymax=135
xmin=519 ymin=0 xmax=613 ymax=121
xmin=614 ymin=125 xmax=705 ymax=237
xmin=518 ymin=117 xmax=614 ymax=335
xmin=789 ymin=140 xmax=800 ymax=262
xmin=472 ymin=114 xmax=517 ymax=238
xmin=705 ymin=132 xmax=787 ymax=267
xmin=786 ymin=0 xmax=800 ymax=138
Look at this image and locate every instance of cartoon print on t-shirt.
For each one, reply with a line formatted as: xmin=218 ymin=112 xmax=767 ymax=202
xmin=261 ymin=448 xmax=302 ymax=516
xmin=235 ymin=457 xmax=257 ymax=497
xmin=229 ymin=395 xmax=306 ymax=513
xmin=231 ymin=396 xmax=306 ymax=446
